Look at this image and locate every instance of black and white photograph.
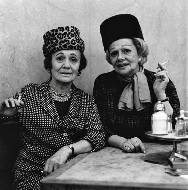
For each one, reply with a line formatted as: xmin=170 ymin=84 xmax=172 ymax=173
xmin=0 ymin=0 xmax=188 ymax=189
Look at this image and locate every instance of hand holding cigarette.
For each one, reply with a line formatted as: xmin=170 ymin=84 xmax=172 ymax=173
xmin=4 ymin=93 xmax=24 ymax=108
xmin=153 ymin=60 xmax=169 ymax=100
xmin=155 ymin=60 xmax=169 ymax=81
xmin=157 ymin=60 xmax=168 ymax=72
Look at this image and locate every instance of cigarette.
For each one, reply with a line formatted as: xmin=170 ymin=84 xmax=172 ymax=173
xmin=18 ymin=94 xmax=22 ymax=102
xmin=159 ymin=60 xmax=168 ymax=66
xmin=157 ymin=60 xmax=168 ymax=71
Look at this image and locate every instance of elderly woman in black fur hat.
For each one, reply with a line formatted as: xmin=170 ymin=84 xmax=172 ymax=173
xmin=0 ymin=26 xmax=106 ymax=190
xmin=93 ymin=14 xmax=180 ymax=153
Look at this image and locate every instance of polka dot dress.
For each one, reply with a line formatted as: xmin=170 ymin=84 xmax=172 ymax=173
xmin=9 ymin=80 xmax=106 ymax=190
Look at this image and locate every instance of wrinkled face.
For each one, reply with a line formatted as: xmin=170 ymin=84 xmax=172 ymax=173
xmin=51 ymin=50 xmax=81 ymax=84
xmin=108 ymin=38 xmax=140 ymax=77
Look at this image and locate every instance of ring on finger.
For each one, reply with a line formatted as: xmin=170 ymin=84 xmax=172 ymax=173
xmin=134 ymin=140 xmax=139 ymax=145
xmin=125 ymin=146 xmax=130 ymax=151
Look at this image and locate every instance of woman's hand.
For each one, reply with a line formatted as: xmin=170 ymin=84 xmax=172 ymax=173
xmin=153 ymin=62 xmax=169 ymax=100
xmin=0 ymin=95 xmax=24 ymax=116
xmin=121 ymin=137 xmax=145 ymax=153
xmin=44 ymin=146 xmax=72 ymax=174
xmin=4 ymin=95 xmax=24 ymax=108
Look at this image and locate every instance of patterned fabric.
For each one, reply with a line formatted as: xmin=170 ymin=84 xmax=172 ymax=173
xmin=0 ymin=80 xmax=106 ymax=190
xmin=42 ymin=26 xmax=85 ymax=57
xmin=93 ymin=69 xmax=180 ymax=140
xmin=118 ymin=71 xmax=151 ymax=111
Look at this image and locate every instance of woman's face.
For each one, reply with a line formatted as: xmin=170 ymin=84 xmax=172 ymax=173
xmin=108 ymin=38 xmax=140 ymax=77
xmin=51 ymin=50 xmax=81 ymax=84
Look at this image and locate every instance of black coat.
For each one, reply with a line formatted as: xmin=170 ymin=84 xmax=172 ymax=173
xmin=93 ymin=69 xmax=180 ymax=140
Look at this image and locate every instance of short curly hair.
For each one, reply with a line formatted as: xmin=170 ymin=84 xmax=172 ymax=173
xmin=106 ymin=38 xmax=149 ymax=66
xmin=44 ymin=52 xmax=87 ymax=76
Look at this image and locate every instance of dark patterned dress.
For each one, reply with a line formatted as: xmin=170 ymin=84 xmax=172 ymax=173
xmin=93 ymin=69 xmax=180 ymax=140
xmin=1 ymin=80 xmax=106 ymax=190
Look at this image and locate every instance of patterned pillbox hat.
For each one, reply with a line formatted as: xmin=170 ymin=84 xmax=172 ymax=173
xmin=42 ymin=26 xmax=85 ymax=57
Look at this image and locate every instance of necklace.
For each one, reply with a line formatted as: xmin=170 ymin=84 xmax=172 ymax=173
xmin=50 ymin=87 xmax=72 ymax=102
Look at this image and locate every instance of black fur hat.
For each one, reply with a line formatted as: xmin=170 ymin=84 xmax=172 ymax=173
xmin=100 ymin=14 xmax=144 ymax=51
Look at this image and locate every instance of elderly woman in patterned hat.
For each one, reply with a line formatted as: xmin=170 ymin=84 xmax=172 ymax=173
xmin=93 ymin=14 xmax=180 ymax=153
xmin=0 ymin=26 xmax=106 ymax=190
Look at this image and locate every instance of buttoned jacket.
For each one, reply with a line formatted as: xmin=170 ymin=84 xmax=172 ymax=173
xmin=9 ymin=80 xmax=106 ymax=167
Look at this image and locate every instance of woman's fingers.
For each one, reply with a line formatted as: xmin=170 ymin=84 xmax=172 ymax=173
xmin=4 ymin=99 xmax=11 ymax=107
xmin=4 ymin=97 xmax=24 ymax=108
xmin=4 ymin=98 xmax=15 ymax=107
xmin=9 ymin=98 xmax=16 ymax=107
xmin=155 ymin=70 xmax=169 ymax=82
xmin=155 ymin=61 xmax=169 ymax=83
xmin=130 ymin=139 xmax=140 ymax=152
xmin=44 ymin=159 xmax=50 ymax=174
xmin=44 ymin=152 xmax=68 ymax=174
xmin=130 ymin=137 xmax=146 ymax=153
xmin=157 ymin=61 xmax=167 ymax=71
xmin=47 ymin=160 xmax=54 ymax=173
xmin=44 ymin=157 xmax=58 ymax=174
xmin=153 ymin=70 xmax=169 ymax=99
xmin=123 ymin=140 xmax=135 ymax=152
xmin=44 ymin=159 xmax=51 ymax=174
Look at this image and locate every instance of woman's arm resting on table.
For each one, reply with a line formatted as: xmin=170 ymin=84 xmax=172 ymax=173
xmin=44 ymin=140 xmax=92 ymax=174
xmin=108 ymin=135 xmax=126 ymax=149
xmin=108 ymin=135 xmax=145 ymax=153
